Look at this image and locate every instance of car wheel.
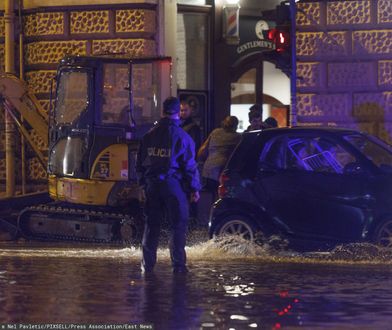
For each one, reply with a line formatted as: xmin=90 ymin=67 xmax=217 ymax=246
xmin=214 ymin=215 xmax=258 ymax=241
xmin=373 ymin=219 xmax=392 ymax=247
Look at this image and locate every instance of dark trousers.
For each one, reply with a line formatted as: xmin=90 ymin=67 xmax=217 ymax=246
xmin=142 ymin=177 xmax=189 ymax=270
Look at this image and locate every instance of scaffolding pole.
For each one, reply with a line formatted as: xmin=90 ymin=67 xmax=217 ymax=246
xmin=4 ymin=0 xmax=16 ymax=197
xmin=289 ymin=0 xmax=297 ymax=126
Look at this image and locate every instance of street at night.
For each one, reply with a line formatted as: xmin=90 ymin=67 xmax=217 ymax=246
xmin=1 ymin=0 xmax=392 ymax=329
xmin=1 ymin=236 xmax=392 ymax=329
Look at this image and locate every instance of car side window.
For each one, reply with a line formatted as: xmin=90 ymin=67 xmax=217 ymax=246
xmin=259 ymin=137 xmax=286 ymax=169
xmin=286 ymin=136 xmax=356 ymax=174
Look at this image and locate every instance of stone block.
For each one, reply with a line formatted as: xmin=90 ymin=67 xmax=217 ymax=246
xmin=296 ymin=62 xmax=324 ymax=89
xmin=0 ymin=44 xmax=4 ymax=69
xmin=297 ymin=32 xmax=348 ymax=58
xmin=39 ymin=99 xmax=54 ymax=114
xmin=295 ymin=121 xmax=323 ymax=126
xmin=70 ymin=10 xmax=109 ymax=34
xmin=327 ymin=0 xmax=370 ymax=25
xmin=0 ymin=131 xmax=4 ymax=152
xmin=24 ymin=12 xmax=64 ymax=36
xmin=378 ymin=123 xmax=392 ymax=144
xmin=25 ymin=71 xmax=57 ymax=94
xmin=296 ymin=2 xmax=321 ymax=26
xmin=28 ymin=157 xmax=47 ymax=181
xmin=92 ymin=39 xmax=156 ymax=57
xmin=29 ymin=129 xmax=47 ymax=151
xmin=25 ymin=41 xmax=87 ymax=65
xmin=379 ymin=60 xmax=392 ymax=86
xmin=378 ymin=0 xmax=392 ymax=24
xmin=328 ymin=62 xmax=376 ymax=88
xmin=0 ymin=159 xmax=5 ymax=180
xmin=297 ymin=93 xmax=350 ymax=118
xmin=116 ymin=9 xmax=156 ymax=33
xmin=0 ymin=16 xmax=4 ymax=37
xmin=353 ymin=30 xmax=392 ymax=55
xmin=353 ymin=92 xmax=392 ymax=120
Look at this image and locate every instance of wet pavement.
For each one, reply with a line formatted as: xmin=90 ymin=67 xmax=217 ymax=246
xmin=0 ymin=235 xmax=392 ymax=329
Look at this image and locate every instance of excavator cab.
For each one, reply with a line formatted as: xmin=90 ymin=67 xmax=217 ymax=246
xmin=0 ymin=55 xmax=172 ymax=243
xmin=48 ymin=56 xmax=172 ymax=207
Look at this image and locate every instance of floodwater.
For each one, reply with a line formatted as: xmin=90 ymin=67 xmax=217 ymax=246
xmin=1 ymin=233 xmax=392 ymax=330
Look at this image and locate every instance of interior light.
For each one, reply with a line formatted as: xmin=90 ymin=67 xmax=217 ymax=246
xmin=225 ymin=0 xmax=240 ymax=5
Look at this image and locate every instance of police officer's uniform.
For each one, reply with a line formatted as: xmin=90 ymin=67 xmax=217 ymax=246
xmin=136 ymin=99 xmax=201 ymax=273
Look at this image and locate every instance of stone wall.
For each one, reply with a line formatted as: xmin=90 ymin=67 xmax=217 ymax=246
xmin=296 ymin=0 xmax=392 ymax=142
xmin=0 ymin=3 xmax=157 ymax=189
xmin=0 ymin=13 xmax=5 ymax=186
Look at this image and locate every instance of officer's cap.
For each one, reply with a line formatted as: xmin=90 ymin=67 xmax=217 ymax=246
xmin=163 ymin=97 xmax=180 ymax=114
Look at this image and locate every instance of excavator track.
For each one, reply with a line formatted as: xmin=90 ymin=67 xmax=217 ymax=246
xmin=17 ymin=204 xmax=143 ymax=244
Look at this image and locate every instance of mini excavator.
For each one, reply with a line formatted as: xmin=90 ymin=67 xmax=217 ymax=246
xmin=0 ymin=55 xmax=172 ymax=243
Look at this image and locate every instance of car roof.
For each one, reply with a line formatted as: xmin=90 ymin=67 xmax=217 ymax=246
xmin=243 ymin=126 xmax=362 ymax=138
xmin=227 ymin=126 xmax=366 ymax=175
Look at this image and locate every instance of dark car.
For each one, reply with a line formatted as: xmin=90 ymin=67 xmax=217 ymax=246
xmin=209 ymin=127 xmax=392 ymax=250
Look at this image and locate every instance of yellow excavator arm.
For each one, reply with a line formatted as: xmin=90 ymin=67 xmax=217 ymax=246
xmin=0 ymin=73 xmax=49 ymax=166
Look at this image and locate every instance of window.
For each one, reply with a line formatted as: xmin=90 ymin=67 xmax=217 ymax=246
xmin=260 ymin=137 xmax=286 ymax=169
xmin=177 ymin=12 xmax=208 ymax=90
xmin=56 ymin=71 xmax=88 ymax=125
xmin=49 ymin=137 xmax=86 ymax=176
xmin=260 ymin=135 xmax=357 ymax=174
xmin=177 ymin=0 xmax=207 ymax=4
xmin=286 ymin=136 xmax=355 ymax=174
xmin=131 ymin=61 xmax=171 ymax=137
xmin=102 ymin=63 xmax=130 ymax=125
xmin=345 ymin=134 xmax=392 ymax=171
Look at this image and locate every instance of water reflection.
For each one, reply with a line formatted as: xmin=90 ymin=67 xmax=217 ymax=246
xmin=0 ymin=238 xmax=392 ymax=329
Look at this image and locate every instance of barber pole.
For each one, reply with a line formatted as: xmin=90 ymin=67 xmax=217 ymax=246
xmin=223 ymin=4 xmax=240 ymax=45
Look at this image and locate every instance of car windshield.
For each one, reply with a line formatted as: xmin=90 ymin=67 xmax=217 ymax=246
xmin=344 ymin=134 xmax=392 ymax=172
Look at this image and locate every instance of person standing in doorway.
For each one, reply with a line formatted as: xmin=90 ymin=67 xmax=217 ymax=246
xmin=180 ymin=99 xmax=202 ymax=224
xmin=263 ymin=116 xmax=278 ymax=128
xmin=245 ymin=104 xmax=264 ymax=131
xmin=136 ymin=96 xmax=201 ymax=274
xmin=180 ymin=100 xmax=202 ymax=154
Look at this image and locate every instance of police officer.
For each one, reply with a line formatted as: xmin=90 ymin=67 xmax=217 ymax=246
xmin=136 ymin=96 xmax=201 ymax=274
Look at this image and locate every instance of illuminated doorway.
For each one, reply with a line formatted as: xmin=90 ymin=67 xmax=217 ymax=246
xmin=230 ymin=61 xmax=290 ymax=132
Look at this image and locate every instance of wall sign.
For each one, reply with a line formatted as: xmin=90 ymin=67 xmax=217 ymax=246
xmin=229 ymin=17 xmax=276 ymax=66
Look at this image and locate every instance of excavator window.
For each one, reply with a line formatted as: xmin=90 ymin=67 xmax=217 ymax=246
xmin=56 ymin=70 xmax=88 ymax=125
xmin=130 ymin=62 xmax=169 ymax=137
xmin=48 ymin=137 xmax=86 ymax=176
xmin=102 ymin=63 xmax=130 ymax=125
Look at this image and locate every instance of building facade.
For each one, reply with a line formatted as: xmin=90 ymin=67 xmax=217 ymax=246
xmin=0 ymin=0 xmax=391 ymax=195
xmin=296 ymin=0 xmax=392 ymax=143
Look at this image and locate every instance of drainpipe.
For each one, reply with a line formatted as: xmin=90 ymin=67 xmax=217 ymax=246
xmin=158 ymin=0 xmax=177 ymax=97
xmin=18 ymin=0 xmax=26 ymax=195
xmin=289 ymin=0 xmax=297 ymax=126
xmin=4 ymin=0 xmax=16 ymax=197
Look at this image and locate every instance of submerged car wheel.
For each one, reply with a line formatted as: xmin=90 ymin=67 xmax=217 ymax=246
xmin=215 ymin=216 xmax=257 ymax=241
xmin=373 ymin=219 xmax=392 ymax=247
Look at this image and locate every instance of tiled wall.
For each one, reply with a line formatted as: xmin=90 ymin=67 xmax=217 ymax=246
xmin=296 ymin=0 xmax=392 ymax=142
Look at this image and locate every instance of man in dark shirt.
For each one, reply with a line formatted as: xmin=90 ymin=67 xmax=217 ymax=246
xmin=136 ymin=96 xmax=201 ymax=274
xmin=180 ymin=100 xmax=202 ymax=153
xmin=245 ymin=103 xmax=265 ymax=132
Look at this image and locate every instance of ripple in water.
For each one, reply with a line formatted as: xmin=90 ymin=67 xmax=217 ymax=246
xmin=0 ymin=231 xmax=391 ymax=265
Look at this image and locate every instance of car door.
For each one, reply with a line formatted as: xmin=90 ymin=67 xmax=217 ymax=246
xmin=255 ymin=133 xmax=373 ymax=242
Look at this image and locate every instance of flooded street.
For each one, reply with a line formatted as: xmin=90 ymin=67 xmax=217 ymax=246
xmin=1 ymin=235 xmax=392 ymax=329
